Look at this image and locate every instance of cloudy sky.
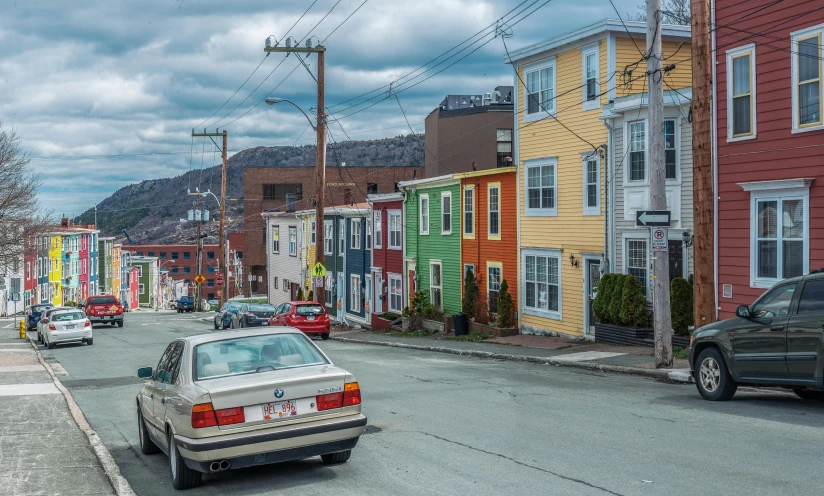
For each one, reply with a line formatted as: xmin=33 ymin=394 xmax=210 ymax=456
xmin=1 ymin=0 xmax=641 ymax=217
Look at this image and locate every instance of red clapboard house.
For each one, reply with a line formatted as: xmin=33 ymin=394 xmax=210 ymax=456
xmin=714 ymin=1 xmax=824 ymax=318
xmin=368 ymin=193 xmax=405 ymax=328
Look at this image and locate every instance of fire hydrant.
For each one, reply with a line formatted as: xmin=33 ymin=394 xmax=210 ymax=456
xmin=19 ymin=319 xmax=26 ymax=339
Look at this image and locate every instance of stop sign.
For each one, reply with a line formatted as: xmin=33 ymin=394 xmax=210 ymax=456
xmin=216 ymin=272 xmax=224 ymax=286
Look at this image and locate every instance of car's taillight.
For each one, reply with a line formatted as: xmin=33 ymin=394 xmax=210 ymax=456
xmin=343 ymin=382 xmax=361 ymax=407
xmin=215 ymin=407 xmax=245 ymax=426
xmin=246 ymin=312 xmax=255 ymax=318
xmin=48 ymin=324 xmax=56 ymax=330
xmin=191 ymin=403 xmax=218 ymax=428
xmin=316 ymin=393 xmax=343 ymax=411
xmin=84 ymin=320 xmax=91 ymax=328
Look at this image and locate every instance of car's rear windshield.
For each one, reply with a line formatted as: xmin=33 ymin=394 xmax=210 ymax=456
xmin=249 ymin=304 xmax=275 ymax=312
xmin=32 ymin=304 xmax=52 ymax=312
xmin=180 ymin=296 xmax=194 ymax=301
xmin=52 ymin=312 xmax=85 ymax=322
xmin=89 ymin=296 xmax=117 ymax=305
xmin=194 ymin=333 xmax=328 ymax=381
xmin=295 ymin=304 xmax=325 ymax=316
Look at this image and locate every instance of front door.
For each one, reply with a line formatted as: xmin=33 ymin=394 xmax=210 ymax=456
xmin=668 ymin=242 xmax=684 ymax=281
xmin=786 ymin=279 xmax=824 ymax=379
xmin=584 ymin=259 xmax=601 ymax=337
xmin=365 ymin=275 xmax=372 ymax=316
xmin=732 ymin=283 xmax=796 ymax=378
xmin=373 ymin=272 xmax=383 ymax=314
xmin=336 ymin=273 xmax=344 ymax=321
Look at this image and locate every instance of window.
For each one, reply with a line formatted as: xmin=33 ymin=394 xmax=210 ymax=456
xmin=289 ymin=227 xmax=297 ymax=256
xmin=148 ymin=251 xmax=155 ymax=257
xmin=388 ymin=211 xmax=402 ymax=249
xmin=525 ymin=60 xmax=556 ymax=118
xmin=310 ymin=221 xmax=316 ymax=246
xmin=754 ymin=197 xmax=806 ymax=284
xmin=283 ymin=279 xmax=290 ymax=292
xmin=523 ymin=252 xmax=560 ymax=317
xmin=583 ymin=155 xmax=600 ymax=215
xmin=463 ymin=187 xmax=474 ymax=236
xmin=373 ymin=211 xmax=382 ymax=249
xmin=366 ymin=219 xmax=372 ymax=250
xmin=183 ymin=252 xmax=191 ymax=260
xmin=207 ymin=251 xmax=215 ymax=260
xmin=463 ymin=264 xmax=475 ymax=281
xmin=664 ymin=120 xmax=677 ymax=180
xmin=727 ymin=44 xmax=755 ymax=139
xmin=172 ymin=266 xmax=179 ymax=274
xmin=339 ymin=222 xmax=345 ymax=256
xmin=441 ymin=192 xmax=452 ymax=234
xmin=324 ymin=222 xmax=333 ymax=255
xmin=627 ymin=239 xmax=649 ymax=297
xmin=26 ymin=262 xmax=30 ymax=280
xmin=138 ymin=284 xmax=145 ymax=295
xmin=207 ymin=279 xmax=215 ymax=287
xmin=582 ymin=45 xmax=600 ymax=110
xmin=351 ymin=219 xmax=361 ymax=249
xmin=496 ymin=129 xmax=513 ymax=167
xmin=160 ymin=251 xmax=167 ymax=260
xmin=525 ymin=159 xmax=557 ymax=215
xmin=262 ymin=183 xmax=303 ymax=201
xmin=488 ymin=264 xmax=501 ymax=314
xmin=273 ymin=277 xmax=278 ymax=290
xmin=629 ymin=121 xmax=646 ymax=181
xmin=752 ymin=283 xmax=797 ymax=318
xmin=272 ymin=225 xmax=280 ymax=253
xmin=419 ymin=194 xmax=430 ymax=235
xmin=430 ymin=262 xmax=442 ymax=308
xmin=798 ymin=280 xmax=824 ymax=314
xmin=172 ymin=252 xmax=179 ymax=260
xmin=793 ymin=31 xmax=822 ymax=129
xmin=488 ymin=184 xmax=500 ymax=238
xmin=350 ymin=275 xmax=361 ymax=312
xmin=194 ymin=334 xmax=327 ymax=381
xmin=207 ymin=265 xmax=215 ymax=274
xmin=389 ymin=274 xmax=403 ymax=313
xmin=184 ymin=266 xmax=191 ymax=274
xmin=367 ymin=183 xmax=378 ymax=195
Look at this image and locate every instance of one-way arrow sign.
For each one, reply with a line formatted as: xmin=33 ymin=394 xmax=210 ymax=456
xmin=636 ymin=210 xmax=671 ymax=227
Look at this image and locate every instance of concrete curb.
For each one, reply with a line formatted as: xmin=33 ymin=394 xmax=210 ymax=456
xmin=26 ymin=335 xmax=137 ymax=496
xmin=331 ymin=336 xmax=695 ymax=384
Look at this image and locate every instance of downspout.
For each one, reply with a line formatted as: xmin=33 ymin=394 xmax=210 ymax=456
xmin=600 ymin=138 xmax=610 ymax=274
xmin=711 ymin=0 xmax=719 ymax=319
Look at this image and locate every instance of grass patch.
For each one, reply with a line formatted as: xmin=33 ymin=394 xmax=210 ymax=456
xmin=673 ymin=347 xmax=689 ymax=360
xmin=446 ymin=332 xmax=493 ymax=342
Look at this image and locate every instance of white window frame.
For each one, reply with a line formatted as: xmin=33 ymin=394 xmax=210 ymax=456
xmin=366 ymin=218 xmax=372 ymax=250
xmin=726 ymin=43 xmax=757 ymax=141
xmin=488 ymin=183 xmax=501 ymax=239
xmin=664 ymin=118 xmax=679 ymax=182
xmin=350 ymin=274 xmax=361 ymax=313
xmin=791 ymin=25 xmax=824 ymax=133
xmin=310 ymin=220 xmax=316 ymax=246
xmin=324 ymin=221 xmax=333 ymax=255
xmin=523 ymin=58 xmax=557 ymax=122
xmin=463 ymin=186 xmax=475 ymax=237
xmin=419 ymin=194 xmax=430 ymax=235
xmin=583 ymin=153 xmax=600 ymax=216
xmin=441 ymin=191 xmax=452 ymax=235
xmin=524 ymin=157 xmax=558 ymax=216
xmin=350 ymin=219 xmax=361 ymax=250
xmin=625 ymin=120 xmax=647 ymax=184
xmin=288 ymin=227 xmax=297 ymax=257
xmin=624 ymin=237 xmax=650 ymax=298
xmin=581 ymin=44 xmax=600 ymax=111
xmin=463 ymin=264 xmax=475 ymax=281
xmin=388 ymin=210 xmax=402 ymax=250
xmin=373 ymin=211 xmax=382 ymax=249
xmin=137 ymin=266 xmax=143 ymax=277
xmin=339 ymin=221 xmax=345 ymax=256
xmin=487 ymin=263 xmax=502 ymax=315
xmin=138 ymin=284 xmax=145 ymax=295
xmin=521 ymin=249 xmax=561 ymax=320
xmin=430 ymin=261 xmax=443 ymax=309
xmin=271 ymin=225 xmax=280 ymax=254
xmin=388 ymin=273 xmax=403 ymax=313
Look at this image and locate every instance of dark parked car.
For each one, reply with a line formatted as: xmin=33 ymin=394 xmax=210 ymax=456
xmin=213 ymin=302 xmax=245 ymax=329
xmin=26 ymin=303 xmax=53 ymax=331
xmin=689 ymin=269 xmax=824 ymax=401
xmin=176 ymin=296 xmax=195 ymax=313
xmin=237 ymin=303 xmax=276 ymax=327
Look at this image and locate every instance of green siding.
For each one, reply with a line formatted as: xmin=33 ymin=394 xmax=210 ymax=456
xmin=404 ymin=182 xmax=461 ymax=315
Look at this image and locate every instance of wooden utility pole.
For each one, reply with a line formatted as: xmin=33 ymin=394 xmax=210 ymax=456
xmin=648 ymin=0 xmax=673 ymax=368
xmin=195 ymin=194 xmax=203 ymax=312
xmin=691 ymin=0 xmax=715 ymax=330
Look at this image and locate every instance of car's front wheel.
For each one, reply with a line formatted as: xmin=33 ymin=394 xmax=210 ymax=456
xmin=695 ymin=347 xmax=737 ymax=401
xmin=321 ymin=450 xmax=351 ymax=464
xmin=168 ymin=431 xmax=201 ymax=489
xmin=137 ymin=409 xmax=160 ymax=455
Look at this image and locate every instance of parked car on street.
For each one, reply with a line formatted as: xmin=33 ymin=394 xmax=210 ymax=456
xmin=135 ymin=328 xmax=366 ymax=489
xmin=234 ymin=303 xmax=276 ymax=328
xmin=690 ymin=269 xmax=824 ymax=401
xmin=36 ymin=306 xmax=71 ymax=344
xmin=83 ymin=295 xmax=124 ymax=327
xmin=213 ymin=302 xmax=245 ymax=329
xmin=268 ymin=302 xmax=331 ymax=340
xmin=177 ymin=296 xmax=195 ymax=313
xmin=42 ymin=309 xmax=93 ymax=349
xmin=26 ymin=303 xmax=53 ymax=331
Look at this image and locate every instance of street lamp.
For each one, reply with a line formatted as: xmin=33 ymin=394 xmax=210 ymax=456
xmin=156 ymin=260 xmax=176 ymax=310
xmin=265 ymin=98 xmax=316 ymax=130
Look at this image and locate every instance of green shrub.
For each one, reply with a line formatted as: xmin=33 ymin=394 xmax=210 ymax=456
xmin=670 ymin=277 xmax=694 ymax=336
xmin=296 ymin=287 xmax=304 ymax=302
xmin=619 ymin=275 xmax=649 ymax=328
xmin=592 ymin=273 xmax=616 ymax=324
xmin=307 ymin=289 xmax=314 ymax=301
xmin=496 ymin=279 xmax=515 ymax=328
xmin=462 ymin=267 xmax=478 ymax=319
xmin=607 ymin=276 xmax=626 ymax=325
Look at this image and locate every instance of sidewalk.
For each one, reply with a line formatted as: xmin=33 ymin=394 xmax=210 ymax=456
xmin=0 ymin=326 xmax=131 ymax=495
xmin=330 ymin=330 xmax=694 ymax=383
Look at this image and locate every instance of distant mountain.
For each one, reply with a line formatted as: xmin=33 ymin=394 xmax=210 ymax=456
xmin=74 ymin=134 xmax=424 ymax=245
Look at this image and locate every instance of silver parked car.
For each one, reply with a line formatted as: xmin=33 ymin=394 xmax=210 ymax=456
xmin=36 ymin=306 xmax=72 ymax=345
xmin=42 ymin=309 xmax=93 ymax=349
xmin=135 ymin=328 xmax=366 ymax=489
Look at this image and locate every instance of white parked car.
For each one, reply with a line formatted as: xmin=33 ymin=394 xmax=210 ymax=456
xmin=36 ymin=306 xmax=71 ymax=345
xmin=42 ymin=309 xmax=93 ymax=349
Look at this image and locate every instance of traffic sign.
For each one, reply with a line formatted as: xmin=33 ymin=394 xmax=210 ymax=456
xmin=636 ymin=210 xmax=671 ymax=227
xmin=216 ymin=272 xmax=224 ymax=287
xmin=313 ymin=276 xmax=324 ymax=288
xmin=195 ymin=274 xmax=205 ymax=285
xmin=651 ymin=227 xmax=668 ymax=251
xmin=312 ymin=262 xmax=327 ymax=277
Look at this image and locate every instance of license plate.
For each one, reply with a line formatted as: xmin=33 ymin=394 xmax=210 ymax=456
xmin=104 ymin=316 xmax=111 ymax=320
xmin=262 ymin=400 xmax=298 ymax=420
xmin=66 ymin=325 xmax=75 ymax=329
xmin=307 ymin=315 xmax=315 ymax=321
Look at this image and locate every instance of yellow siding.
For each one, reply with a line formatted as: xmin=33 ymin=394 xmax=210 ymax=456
xmin=49 ymin=235 xmax=63 ymax=306
xmin=615 ymin=37 xmax=692 ymax=97
xmin=517 ymin=39 xmax=608 ymax=338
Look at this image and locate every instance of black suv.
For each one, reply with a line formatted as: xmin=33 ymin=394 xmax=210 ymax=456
xmin=689 ymin=270 xmax=824 ymax=401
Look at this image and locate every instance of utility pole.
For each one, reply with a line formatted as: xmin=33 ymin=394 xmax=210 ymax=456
xmin=186 ymin=191 xmax=205 ymax=312
xmin=691 ymin=0 xmax=715 ymax=330
xmin=264 ymin=41 xmax=327 ymax=306
xmin=647 ymin=0 xmax=673 ymax=368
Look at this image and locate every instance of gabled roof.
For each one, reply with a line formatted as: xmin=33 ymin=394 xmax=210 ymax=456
xmin=367 ymin=192 xmax=403 ymax=203
xmin=397 ymin=174 xmax=458 ymax=190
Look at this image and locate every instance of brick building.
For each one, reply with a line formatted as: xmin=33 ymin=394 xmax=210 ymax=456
xmin=243 ymin=164 xmax=422 ymax=296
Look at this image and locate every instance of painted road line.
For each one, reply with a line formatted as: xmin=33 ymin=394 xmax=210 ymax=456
xmin=0 ymin=365 xmax=44 ymax=373
xmin=548 ymin=351 xmax=627 ymax=362
xmin=0 ymin=383 xmax=60 ymax=396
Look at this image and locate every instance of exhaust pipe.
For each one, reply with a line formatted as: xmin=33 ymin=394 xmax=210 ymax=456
xmin=209 ymin=460 xmax=231 ymax=472
xmin=219 ymin=460 xmax=231 ymax=470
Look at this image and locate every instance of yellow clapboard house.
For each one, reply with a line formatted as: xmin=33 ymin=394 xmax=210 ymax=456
xmin=507 ymin=19 xmax=691 ymax=338
xmin=48 ymin=234 xmax=63 ymax=306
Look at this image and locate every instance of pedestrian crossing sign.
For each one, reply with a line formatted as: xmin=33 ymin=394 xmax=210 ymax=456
xmin=312 ymin=262 xmax=327 ymax=277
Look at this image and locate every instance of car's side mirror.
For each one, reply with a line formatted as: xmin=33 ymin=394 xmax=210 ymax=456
xmin=736 ymin=305 xmax=751 ymax=319
xmin=137 ymin=366 xmax=153 ymax=379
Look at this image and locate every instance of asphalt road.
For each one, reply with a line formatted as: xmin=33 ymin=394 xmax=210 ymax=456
xmin=44 ymin=311 xmax=824 ymax=496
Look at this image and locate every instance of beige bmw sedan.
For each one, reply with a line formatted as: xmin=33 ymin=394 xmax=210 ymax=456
xmin=136 ymin=328 xmax=366 ymax=490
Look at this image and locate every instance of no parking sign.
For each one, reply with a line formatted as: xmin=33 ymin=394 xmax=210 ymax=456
xmin=651 ymin=227 xmax=668 ymax=251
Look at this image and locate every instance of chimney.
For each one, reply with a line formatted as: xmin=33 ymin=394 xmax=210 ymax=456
xmin=61 ymin=218 xmax=69 ymax=227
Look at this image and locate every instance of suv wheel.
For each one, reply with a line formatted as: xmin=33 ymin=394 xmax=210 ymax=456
xmin=168 ymin=430 xmax=201 ymax=489
xmin=695 ymin=347 xmax=737 ymax=401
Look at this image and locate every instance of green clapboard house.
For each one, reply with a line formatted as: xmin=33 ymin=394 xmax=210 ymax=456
xmin=398 ymin=174 xmax=461 ymax=316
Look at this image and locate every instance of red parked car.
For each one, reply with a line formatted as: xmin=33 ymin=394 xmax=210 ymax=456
xmin=268 ymin=301 xmax=331 ymax=340
xmin=83 ymin=295 xmax=124 ymax=327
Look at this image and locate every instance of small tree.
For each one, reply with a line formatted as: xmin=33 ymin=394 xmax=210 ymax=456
xmin=620 ymin=275 xmax=649 ymax=328
xmin=296 ymin=287 xmax=304 ymax=302
xmin=307 ymin=289 xmax=314 ymax=301
xmin=670 ymin=277 xmax=694 ymax=336
xmin=462 ymin=267 xmax=478 ymax=319
xmin=608 ymin=275 xmax=627 ymax=325
xmin=592 ymin=273 xmax=616 ymax=324
xmin=495 ymin=279 xmax=514 ymax=328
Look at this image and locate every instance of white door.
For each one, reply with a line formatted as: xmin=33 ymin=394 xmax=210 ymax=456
xmin=365 ymin=275 xmax=372 ymax=317
xmin=584 ymin=258 xmax=601 ymax=338
xmin=337 ymin=273 xmax=345 ymax=321
xmin=374 ymin=273 xmax=383 ymax=314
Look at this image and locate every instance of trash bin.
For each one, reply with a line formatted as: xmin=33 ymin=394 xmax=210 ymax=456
xmin=452 ymin=313 xmax=468 ymax=336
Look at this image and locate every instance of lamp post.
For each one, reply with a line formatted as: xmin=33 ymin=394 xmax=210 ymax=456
xmin=156 ymin=260 xmax=176 ymax=310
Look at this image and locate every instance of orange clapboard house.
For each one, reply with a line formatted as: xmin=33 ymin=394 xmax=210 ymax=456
xmin=459 ymin=167 xmax=518 ymax=325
